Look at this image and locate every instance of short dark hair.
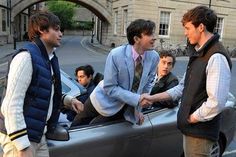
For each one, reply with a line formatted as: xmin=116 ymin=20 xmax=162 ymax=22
xmin=159 ymin=50 xmax=176 ymax=67
xmin=126 ymin=19 xmax=156 ymax=45
xmin=28 ymin=11 xmax=61 ymax=41
xmin=181 ymin=6 xmax=217 ymax=33
xmin=75 ymin=65 xmax=94 ymax=78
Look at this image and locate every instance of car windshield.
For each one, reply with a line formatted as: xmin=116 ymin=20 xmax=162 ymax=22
xmin=61 ymin=81 xmax=71 ymax=94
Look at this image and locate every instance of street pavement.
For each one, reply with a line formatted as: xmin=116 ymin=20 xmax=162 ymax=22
xmin=1 ymin=35 xmax=236 ymax=61
xmin=0 ymin=35 xmax=236 ymax=156
xmin=0 ymin=36 xmax=111 ymax=59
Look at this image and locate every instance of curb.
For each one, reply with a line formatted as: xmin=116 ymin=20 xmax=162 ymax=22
xmin=82 ymin=38 xmax=236 ymax=61
xmin=81 ymin=36 xmax=111 ymax=55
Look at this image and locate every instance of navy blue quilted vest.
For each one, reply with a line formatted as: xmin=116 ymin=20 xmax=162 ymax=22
xmin=21 ymin=38 xmax=62 ymax=143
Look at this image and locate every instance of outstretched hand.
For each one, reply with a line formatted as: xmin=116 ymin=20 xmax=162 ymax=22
xmin=139 ymin=93 xmax=153 ymax=108
xmin=71 ymin=98 xmax=84 ymax=113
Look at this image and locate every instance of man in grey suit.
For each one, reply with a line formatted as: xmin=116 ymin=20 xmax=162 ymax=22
xmin=71 ymin=19 xmax=159 ymax=126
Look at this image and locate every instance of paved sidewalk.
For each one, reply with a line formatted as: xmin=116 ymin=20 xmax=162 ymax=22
xmin=82 ymin=36 xmax=112 ymax=55
xmin=0 ymin=41 xmax=27 ymax=59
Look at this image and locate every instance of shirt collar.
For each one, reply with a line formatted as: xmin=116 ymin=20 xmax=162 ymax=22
xmin=131 ymin=46 xmax=145 ymax=61
xmin=48 ymin=48 xmax=56 ymax=60
xmin=194 ymin=33 xmax=220 ymax=57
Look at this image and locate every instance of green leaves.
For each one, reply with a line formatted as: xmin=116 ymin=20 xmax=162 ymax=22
xmin=46 ymin=1 xmax=76 ymax=30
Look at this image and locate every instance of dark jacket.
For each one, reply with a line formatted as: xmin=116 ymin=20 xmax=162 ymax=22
xmin=151 ymin=72 xmax=179 ymax=108
xmin=78 ymin=81 xmax=96 ymax=103
xmin=177 ymin=34 xmax=232 ymax=141
xmin=64 ymin=80 xmax=95 ymax=121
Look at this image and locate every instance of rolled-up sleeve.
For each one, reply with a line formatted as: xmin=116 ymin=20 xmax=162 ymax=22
xmin=166 ymin=74 xmax=185 ymax=101
xmin=192 ymin=54 xmax=231 ymax=122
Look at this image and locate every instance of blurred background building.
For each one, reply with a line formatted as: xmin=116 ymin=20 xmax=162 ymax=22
xmin=1 ymin=0 xmax=236 ymax=53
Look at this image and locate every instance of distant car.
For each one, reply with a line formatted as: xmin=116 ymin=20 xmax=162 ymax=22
xmin=0 ymin=64 xmax=235 ymax=157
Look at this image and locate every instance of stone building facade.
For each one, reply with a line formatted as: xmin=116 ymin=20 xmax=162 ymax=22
xmin=109 ymin=0 xmax=236 ymax=51
xmin=1 ymin=0 xmax=236 ymax=51
xmin=0 ymin=0 xmax=10 ymax=45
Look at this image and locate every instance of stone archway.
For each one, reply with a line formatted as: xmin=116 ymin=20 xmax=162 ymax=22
xmin=9 ymin=0 xmax=112 ymax=45
xmin=11 ymin=0 xmax=112 ymax=24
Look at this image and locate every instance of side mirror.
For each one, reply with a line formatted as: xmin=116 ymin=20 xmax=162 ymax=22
xmin=46 ymin=125 xmax=69 ymax=141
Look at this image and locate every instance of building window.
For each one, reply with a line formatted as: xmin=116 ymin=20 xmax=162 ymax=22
xmin=2 ymin=9 xmax=6 ymax=32
xmin=159 ymin=11 xmax=171 ymax=36
xmin=122 ymin=8 xmax=128 ymax=35
xmin=214 ymin=17 xmax=224 ymax=38
xmin=33 ymin=4 xmax=37 ymax=10
xmin=114 ymin=10 xmax=118 ymax=35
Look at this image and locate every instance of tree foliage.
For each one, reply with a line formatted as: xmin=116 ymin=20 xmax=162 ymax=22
xmin=46 ymin=1 xmax=76 ymax=30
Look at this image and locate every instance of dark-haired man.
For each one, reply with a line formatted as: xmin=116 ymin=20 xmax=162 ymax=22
xmin=72 ymin=19 xmax=159 ymax=126
xmin=150 ymin=50 xmax=179 ymax=108
xmin=64 ymin=65 xmax=96 ymax=121
xmin=75 ymin=64 xmax=95 ymax=95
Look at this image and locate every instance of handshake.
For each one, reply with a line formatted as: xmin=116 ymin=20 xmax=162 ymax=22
xmin=139 ymin=93 xmax=155 ymax=108
xmin=135 ymin=93 xmax=156 ymax=125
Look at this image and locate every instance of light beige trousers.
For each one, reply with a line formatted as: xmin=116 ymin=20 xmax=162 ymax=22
xmin=183 ymin=135 xmax=214 ymax=157
xmin=0 ymin=132 xmax=49 ymax=157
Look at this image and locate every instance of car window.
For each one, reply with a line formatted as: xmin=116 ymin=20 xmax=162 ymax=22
xmin=142 ymin=101 xmax=180 ymax=114
xmin=142 ymin=105 xmax=164 ymax=114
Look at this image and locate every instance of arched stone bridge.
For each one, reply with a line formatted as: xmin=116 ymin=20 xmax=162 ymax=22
xmin=9 ymin=0 xmax=113 ymax=45
xmin=11 ymin=0 xmax=112 ymax=24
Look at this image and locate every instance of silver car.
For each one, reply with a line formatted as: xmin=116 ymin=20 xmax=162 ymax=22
xmin=0 ymin=67 xmax=235 ymax=157
xmin=48 ymin=71 xmax=236 ymax=157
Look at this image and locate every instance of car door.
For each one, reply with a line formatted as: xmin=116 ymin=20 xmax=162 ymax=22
xmin=48 ymin=114 xmax=153 ymax=157
xmin=145 ymin=107 xmax=183 ymax=157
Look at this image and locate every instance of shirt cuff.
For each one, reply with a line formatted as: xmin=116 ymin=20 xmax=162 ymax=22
xmin=129 ymin=94 xmax=140 ymax=107
xmin=12 ymin=135 xmax=31 ymax=151
xmin=63 ymin=95 xmax=73 ymax=108
xmin=166 ymin=89 xmax=175 ymax=100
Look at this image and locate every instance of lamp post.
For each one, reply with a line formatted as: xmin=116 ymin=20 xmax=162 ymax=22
xmin=7 ymin=0 xmax=11 ymax=33
xmin=13 ymin=28 xmax=17 ymax=50
xmin=91 ymin=17 xmax=94 ymax=43
xmin=209 ymin=0 xmax=212 ymax=8
xmin=7 ymin=0 xmax=16 ymax=49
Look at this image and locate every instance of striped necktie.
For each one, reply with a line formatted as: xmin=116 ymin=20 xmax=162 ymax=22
xmin=131 ymin=55 xmax=143 ymax=92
